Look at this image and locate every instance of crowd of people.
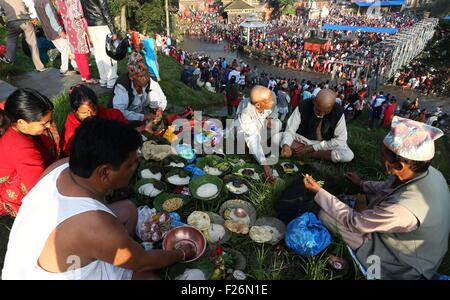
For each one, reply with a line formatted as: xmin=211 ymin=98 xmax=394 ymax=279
xmin=392 ymin=24 xmax=450 ymax=97
xmin=178 ymin=6 xmax=421 ymax=82
xmin=0 ymin=0 xmax=119 ymax=86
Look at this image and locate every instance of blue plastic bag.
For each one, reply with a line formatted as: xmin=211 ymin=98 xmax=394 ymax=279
xmin=285 ymin=212 xmax=332 ymax=257
xmin=169 ymin=212 xmax=185 ymax=228
xmin=184 ymin=164 xmax=205 ymax=178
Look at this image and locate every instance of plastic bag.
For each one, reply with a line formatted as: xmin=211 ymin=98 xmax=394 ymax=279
xmin=169 ymin=212 xmax=185 ymax=228
xmin=136 ymin=206 xmax=157 ymax=240
xmin=136 ymin=206 xmax=171 ymax=242
xmin=163 ymin=125 xmax=178 ymax=143
xmin=184 ymin=164 xmax=205 ymax=178
xmin=285 ymin=212 xmax=331 ymax=257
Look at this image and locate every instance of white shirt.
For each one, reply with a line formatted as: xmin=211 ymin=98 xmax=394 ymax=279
xmin=268 ymin=80 xmax=277 ymax=90
xmin=281 ymin=107 xmax=349 ymax=152
xmin=228 ymin=70 xmax=241 ymax=81
xmin=148 ymin=78 xmax=167 ymax=111
xmin=312 ymin=87 xmax=321 ymax=96
xmin=2 ymin=164 xmax=133 ymax=280
xmin=112 ymin=79 xmax=167 ymax=121
xmin=235 ymin=99 xmax=278 ymax=164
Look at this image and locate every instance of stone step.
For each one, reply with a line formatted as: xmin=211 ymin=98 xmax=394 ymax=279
xmin=0 ymin=80 xmax=17 ymax=102
xmin=2 ymin=68 xmax=110 ymax=102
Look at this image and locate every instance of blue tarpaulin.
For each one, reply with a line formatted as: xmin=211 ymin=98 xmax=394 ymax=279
xmin=443 ymin=16 xmax=450 ymax=21
xmin=354 ymin=1 xmax=405 ymax=6
xmin=322 ymin=24 xmax=398 ymax=34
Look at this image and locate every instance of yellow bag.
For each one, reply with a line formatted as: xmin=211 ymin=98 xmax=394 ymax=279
xmin=163 ymin=125 xmax=178 ymax=143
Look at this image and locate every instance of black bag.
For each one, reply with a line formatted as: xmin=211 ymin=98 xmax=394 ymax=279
xmin=105 ymin=34 xmax=129 ymax=61
xmin=275 ymin=179 xmax=320 ymax=225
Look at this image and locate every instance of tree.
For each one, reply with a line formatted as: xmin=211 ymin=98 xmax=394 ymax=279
xmin=108 ymin=0 xmax=179 ymax=34
xmin=265 ymin=0 xmax=296 ymax=18
xmin=426 ymin=0 xmax=450 ymax=17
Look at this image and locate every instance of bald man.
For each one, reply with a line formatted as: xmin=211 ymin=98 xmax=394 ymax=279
xmin=233 ymin=85 xmax=281 ymax=180
xmin=280 ymin=89 xmax=354 ymax=163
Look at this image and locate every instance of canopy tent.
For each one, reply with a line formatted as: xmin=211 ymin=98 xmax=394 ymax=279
xmin=354 ymin=1 xmax=405 ymax=6
xmin=239 ymin=21 xmax=267 ymax=28
xmin=322 ymin=24 xmax=398 ymax=34
xmin=239 ymin=14 xmax=268 ymax=45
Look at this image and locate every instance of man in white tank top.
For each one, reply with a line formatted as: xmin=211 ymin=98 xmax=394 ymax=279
xmin=2 ymin=119 xmax=195 ymax=280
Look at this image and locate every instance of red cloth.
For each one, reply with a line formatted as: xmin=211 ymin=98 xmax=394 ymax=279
xmin=290 ymin=89 xmax=300 ymax=109
xmin=0 ymin=128 xmax=57 ymax=215
xmin=61 ymin=106 xmax=127 ymax=157
xmin=74 ymin=53 xmax=91 ymax=80
xmin=382 ymin=103 xmax=397 ymax=128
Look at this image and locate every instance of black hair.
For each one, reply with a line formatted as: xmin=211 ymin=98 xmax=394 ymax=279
xmin=0 ymin=108 xmax=9 ymax=136
xmin=69 ymin=118 xmax=142 ymax=178
xmin=382 ymin=144 xmax=432 ymax=174
xmin=69 ymin=84 xmax=98 ymax=111
xmin=0 ymin=88 xmax=53 ymax=136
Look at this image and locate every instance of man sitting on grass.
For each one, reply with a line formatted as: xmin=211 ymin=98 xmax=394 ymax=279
xmin=280 ymin=89 xmax=354 ymax=163
xmin=112 ymin=52 xmax=167 ymax=127
xmin=233 ymin=85 xmax=281 ymax=182
xmin=303 ymin=116 xmax=450 ymax=280
xmin=2 ymin=119 xmax=194 ymax=280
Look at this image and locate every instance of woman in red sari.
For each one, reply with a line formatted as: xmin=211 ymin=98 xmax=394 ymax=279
xmin=61 ymin=84 xmax=127 ymax=157
xmin=0 ymin=89 xmax=58 ymax=216
xmin=290 ymin=84 xmax=300 ymax=111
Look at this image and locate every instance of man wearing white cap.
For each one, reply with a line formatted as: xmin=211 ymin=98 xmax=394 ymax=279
xmin=304 ymin=116 xmax=450 ymax=280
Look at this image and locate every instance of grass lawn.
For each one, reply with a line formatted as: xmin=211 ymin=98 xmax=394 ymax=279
xmin=0 ymin=28 xmax=449 ymax=279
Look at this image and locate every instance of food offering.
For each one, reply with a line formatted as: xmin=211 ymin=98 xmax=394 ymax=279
xmin=223 ymin=175 xmax=250 ymax=195
xmin=135 ymin=179 xmax=166 ymax=198
xmin=219 ymin=200 xmax=256 ymax=235
xmin=249 ymin=217 xmax=286 ymax=245
xmin=189 ymin=175 xmax=224 ymax=201
xmin=138 ymin=161 xmax=163 ymax=180
xmin=153 ymin=193 xmax=190 ymax=213
xmin=165 ymin=169 xmax=191 ymax=186
xmin=196 ymin=155 xmax=232 ymax=177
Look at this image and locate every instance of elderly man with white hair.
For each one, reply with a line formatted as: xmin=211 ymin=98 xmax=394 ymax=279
xmin=231 ymin=85 xmax=281 ymax=181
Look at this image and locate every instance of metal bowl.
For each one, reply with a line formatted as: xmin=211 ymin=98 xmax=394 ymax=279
xmin=162 ymin=225 xmax=206 ymax=263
